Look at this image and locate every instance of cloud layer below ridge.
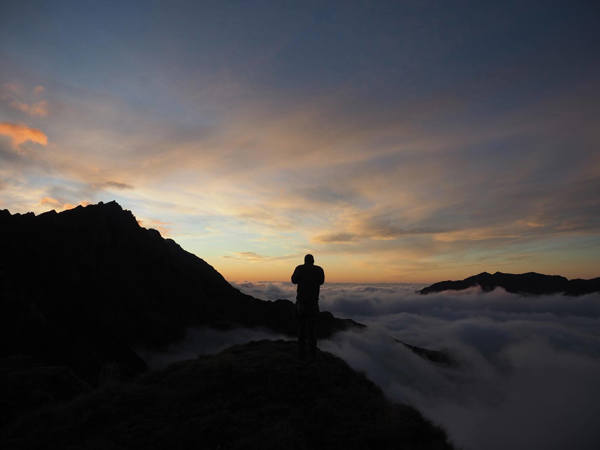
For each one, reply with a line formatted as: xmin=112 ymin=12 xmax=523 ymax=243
xmin=230 ymin=282 xmax=600 ymax=450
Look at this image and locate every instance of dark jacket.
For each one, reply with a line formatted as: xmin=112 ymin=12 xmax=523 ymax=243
xmin=291 ymin=263 xmax=325 ymax=315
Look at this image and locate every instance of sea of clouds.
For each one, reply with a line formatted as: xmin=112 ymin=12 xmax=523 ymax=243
xmin=143 ymin=281 xmax=600 ymax=450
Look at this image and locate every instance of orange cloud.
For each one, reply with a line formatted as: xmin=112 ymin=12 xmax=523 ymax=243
xmin=9 ymin=99 xmax=48 ymax=117
xmin=40 ymin=198 xmax=90 ymax=211
xmin=33 ymin=85 xmax=45 ymax=95
xmin=0 ymin=122 xmax=48 ymax=148
xmin=525 ymin=221 xmax=544 ymax=228
xmin=137 ymin=217 xmax=171 ymax=236
xmin=222 ymin=251 xmax=299 ymax=262
xmin=40 ymin=197 xmax=62 ymax=207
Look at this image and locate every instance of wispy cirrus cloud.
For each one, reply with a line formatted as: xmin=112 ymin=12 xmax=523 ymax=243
xmin=9 ymin=99 xmax=48 ymax=117
xmin=223 ymin=251 xmax=300 ymax=262
xmin=91 ymin=180 xmax=134 ymax=190
xmin=1 ymin=83 xmax=48 ymax=117
xmin=1 ymin=75 xmax=597 ymax=281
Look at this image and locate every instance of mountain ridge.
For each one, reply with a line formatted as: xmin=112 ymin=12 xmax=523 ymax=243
xmin=419 ymin=271 xmax=600 ymax=295
xmin=0 ymin=202 xmax=457 ymax=448
xmin=0 ymin=201 xmax=360 ymax=383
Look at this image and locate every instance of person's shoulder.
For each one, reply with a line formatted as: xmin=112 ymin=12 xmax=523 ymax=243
xmin=314 ymin=265 xmax=324 ymax=271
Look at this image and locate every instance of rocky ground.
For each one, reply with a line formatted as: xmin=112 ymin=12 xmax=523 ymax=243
xmin=1 ymin=340 xmax=454 ymax=450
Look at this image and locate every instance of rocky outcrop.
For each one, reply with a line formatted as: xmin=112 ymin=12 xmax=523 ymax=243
xmin=419 ymin=271 xmax=600 ymax=296
xmin=0 ymin=340 xmax=454 ymax=450
xmin=0 ymin=356 xmax=91 ymax=428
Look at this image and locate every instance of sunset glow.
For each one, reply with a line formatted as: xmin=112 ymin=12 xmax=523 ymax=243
xmin=1 ymin=1 xmax=599 ymax=282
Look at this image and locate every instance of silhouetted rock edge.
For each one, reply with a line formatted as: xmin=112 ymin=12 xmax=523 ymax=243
xmin=419 ymin=271 xmax=600 ymax=296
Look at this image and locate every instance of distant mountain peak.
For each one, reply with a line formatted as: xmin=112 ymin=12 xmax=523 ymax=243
xmin=420 ymin=271 xmax=599 ymax=296
xmin=2 ymin=200 xmax=135 ymax=222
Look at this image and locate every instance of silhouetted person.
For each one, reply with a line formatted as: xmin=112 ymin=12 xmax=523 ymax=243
xmin=291 ymin=254 xmax=325 ymax=360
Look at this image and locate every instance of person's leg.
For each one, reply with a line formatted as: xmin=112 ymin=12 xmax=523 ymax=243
xmin=307 ymin=315 xmax=317 ymax=359
xmin=298 ymin=314 xmax=307 ymax=358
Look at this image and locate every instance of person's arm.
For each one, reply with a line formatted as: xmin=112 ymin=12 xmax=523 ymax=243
xmin=318 ymin=266 xmax=325 ymax=285
xmin=291 ymin=266 xmax=300 ymax=284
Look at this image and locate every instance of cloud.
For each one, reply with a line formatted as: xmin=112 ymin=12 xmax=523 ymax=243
xmin=230 ymin=282 xmax=600 ymax=450
xmin=136 ymin=280 xmax=600 ymax=449
xmin=39 ymin=197 xmax=90 ymax=211
xmin=137 ymin=326 xmax=285 ymax=369
xmin=0 ymin=122 xmax=48 ymax=149
xmin=297 ymin=185 xmax=361 ymax=206
xmin=224 ymin=252 xmax=299 ymax=262
xmin=234 ymin=208 xmax=296 ymax=230
xmin=91 ymin=180 xmax=134 ymax=190
xmin=137 ymin=217 xmax=171 ymax=236
xmin=224 ymin=251 xmax=267 ymax=262
xmin=337 ymin=211 xmax=450 ymax=241
xmin=9 ymin=99 xmax=48 ymax=117
xmin=432 ymin=227 xmax=521 ymax=242
xmin=313 ymin=232 xmax=361 ymax=243
xmin=2 ymin=83 xmax=20 ymax=95
xmin=40 ymin=196 xmax=61 ymax=207
xmin=2 ymin=56 xmax=599 ymax=283
xmin=1 ymin=83 xmax=48 ymax=117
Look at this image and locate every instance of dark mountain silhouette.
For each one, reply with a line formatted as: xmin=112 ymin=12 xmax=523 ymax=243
xmin=0 ymin=340 xmax=454 ymax=450
xmin=0 ymin=201 xmax=360 ymax=384
xmin=0 ymin=202 xmax=457 ymax=448
xmin=419 ymin=271 xmax=600 ymax=295
xmin=0 ymin=355 xmax=92 ymax=428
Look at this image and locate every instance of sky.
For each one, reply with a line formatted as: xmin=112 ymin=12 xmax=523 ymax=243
xmin=1 ymin=0 xmax=599 ymax=282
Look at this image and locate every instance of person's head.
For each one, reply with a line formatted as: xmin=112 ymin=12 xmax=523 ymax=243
xmin=304 ymin=254 xmax=314 ymax=265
